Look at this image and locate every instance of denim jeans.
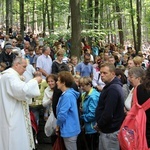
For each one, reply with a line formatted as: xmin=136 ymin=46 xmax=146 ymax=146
xmin=99 ymin=130 xmax=120 ymax=150
xmin=63 ymin=136 xmax=77 ymax=150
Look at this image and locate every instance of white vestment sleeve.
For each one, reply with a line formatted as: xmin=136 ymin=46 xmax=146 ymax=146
xmin=6 ymin=76 xmax=40 ymax=101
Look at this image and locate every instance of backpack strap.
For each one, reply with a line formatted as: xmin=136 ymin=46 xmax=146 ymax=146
xmin=132 ymin=87 xmax=138 ymax=104
xmin=133 ymin=87 xmax=150 ymax=111
xmin=98 ymin=73 xmax=100 ymax=81
xmin=142 ymin=98 xmax=150 ymax=111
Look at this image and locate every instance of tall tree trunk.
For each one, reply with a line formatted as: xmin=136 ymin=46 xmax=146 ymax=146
xmin=123 ymin=16 xmax=127 ymax=41
xmin=50 ymin=0 xmax=54 ymax=32
xmin=143 ymin=2 xmax=148 ymax=41
xmin=115 ymin=0 xmax=124 ymax=46
xmin=113 ymin=19 xmax=117 ymax=44
xmin=10 ymin=0 xmax=13 ymax=27
xmin=136 ymin=0 xmax=142 ymax=53
xmin=20 ymin=0 xmax=24 ymax=38
xmin=6 ymin=0 xmax=10 ymax=35
xmin=70 ymin=0 xmax=81 ymax=59
xmin=32 ymin=1 xmax=35 ymax=33
xmin=35 ymin=5 xmax=38 ymax=34
xmin=42 ymin=0 xmax=46 ymax=37
xmin=94 ymin=0 xmax=99 ymax=30
xmin=0 ymin=0 xmax=5 ymax=24
xmin=106 ymin=5 xmax=111 ymax=43
xmin=87 ymin=0 xmax=93 ymax=29
xmin=130 ymin=0 xmax=136 ymax=51
xmin=99 ymin=0 xmax=104 ymax=30
xmin=46 ymin=0 xmax=51 ymax=35
xmin=67 ymin=0 xmax=71 ymax=29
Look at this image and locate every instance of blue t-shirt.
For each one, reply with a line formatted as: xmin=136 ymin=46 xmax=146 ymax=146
xmin=76 ymin=62 xmax=93 ymax=77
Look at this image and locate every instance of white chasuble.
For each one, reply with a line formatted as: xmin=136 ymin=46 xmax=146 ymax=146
xmin=0 ymin=68 xmax=40 ymax=150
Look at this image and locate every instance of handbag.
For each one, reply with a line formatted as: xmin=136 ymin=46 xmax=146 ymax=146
xmin=44 ymin=111 xmax=56 ymax=137
xmin=53 ymin=136 xmax=66 ymax=150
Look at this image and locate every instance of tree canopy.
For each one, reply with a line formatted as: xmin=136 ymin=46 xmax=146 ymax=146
xmin=2 ymin=0 xmax=150 ymax=56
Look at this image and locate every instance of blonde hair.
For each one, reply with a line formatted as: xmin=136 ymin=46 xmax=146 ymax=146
xmin=71 ymin=55 xmax=78 ymax=61
xmin=56 ymin=49 xmax=65 ymax=56
xmin=79 ymin=77 xmax=92 ymax=86
xmin=73 ymin=74 xmax=81 ymax=80
xmin=133 ymin=56 xmax=143 ymax=66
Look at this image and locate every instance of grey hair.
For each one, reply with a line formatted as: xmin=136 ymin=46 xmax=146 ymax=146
xmin=128 ymin=67 xmax=145 ymax=79
xmin=12 ymin=56 xmax=23 ymax=66
xmin=42 ymin=46 xmax=50 ymax=53
xmin=100 ymin=62 xmax=116 ymax=72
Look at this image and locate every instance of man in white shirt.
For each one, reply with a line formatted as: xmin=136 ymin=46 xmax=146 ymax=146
xmin=36 ymin=46 xmax=52 ymax=79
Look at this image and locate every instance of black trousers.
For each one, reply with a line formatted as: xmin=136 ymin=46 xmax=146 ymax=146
xmin=77 ymin=131 xmax=99 ymax=150
xmin=85 ymin=133 xmax=99 ymax=150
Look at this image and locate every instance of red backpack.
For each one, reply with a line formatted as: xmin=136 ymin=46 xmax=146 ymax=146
xmin=118 ymin=87 xmax=150 ymax=150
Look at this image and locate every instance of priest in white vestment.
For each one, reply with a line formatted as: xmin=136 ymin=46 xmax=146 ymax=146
xmin=0 ymin=56 xmax=42 ymax=150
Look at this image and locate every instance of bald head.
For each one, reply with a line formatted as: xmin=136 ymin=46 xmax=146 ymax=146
xmin=12 ymin=56 xmax=27 ymax=75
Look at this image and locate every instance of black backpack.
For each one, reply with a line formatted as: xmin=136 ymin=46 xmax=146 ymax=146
xmin=57 ymin=62 xmax=69 ymax=72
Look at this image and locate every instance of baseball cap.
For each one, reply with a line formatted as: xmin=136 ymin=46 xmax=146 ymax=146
xmin=5 ymin=45 xmax=13 ymax=49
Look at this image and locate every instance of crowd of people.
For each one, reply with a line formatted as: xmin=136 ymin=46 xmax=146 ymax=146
xmin=0 ymin=31 xmax=150 ymax=150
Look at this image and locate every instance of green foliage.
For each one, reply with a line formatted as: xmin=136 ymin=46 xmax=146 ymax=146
xmin=43 ymin=29 xmax=71 ymax=46
xmin=81 ymin=29 xmax=106 ymax=39
xmin=44 ymin=28 xmax=108 ymax=46
xmin=4 ymin=0 xmax=150 ymax=44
